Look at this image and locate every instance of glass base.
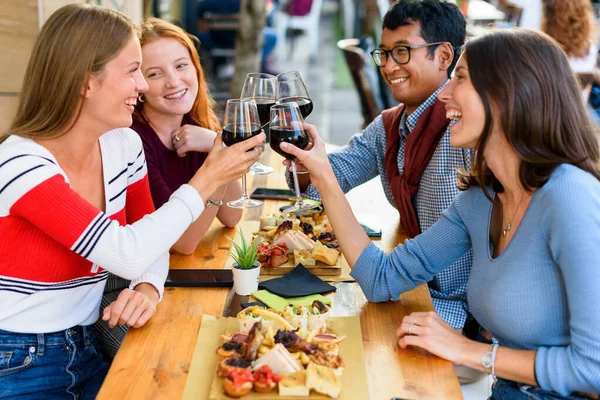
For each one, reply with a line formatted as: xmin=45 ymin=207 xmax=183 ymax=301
xmin=281 ymin=202 xmax=319 ymax=213
xmin=227 ymin=197 xmax=263 ymax=209
xmin=249 ymin=162 xmax=273 ymax=175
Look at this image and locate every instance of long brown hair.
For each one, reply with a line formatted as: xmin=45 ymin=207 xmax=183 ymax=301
xmin=2 ymin=3 xmax=137 ymax=144
xmin=134 ymin=18 xmax=221 ymax=132
xmin=457 ymin=29 xmax=600 ymax=198
xmin=542 ymin=0 xmax=595 ymax=59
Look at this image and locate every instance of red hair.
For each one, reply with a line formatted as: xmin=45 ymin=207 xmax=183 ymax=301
xmin=542 ymin=0 xmax=595 ymax=59
xmin=134 ymin=18 xmax=221 ymax=131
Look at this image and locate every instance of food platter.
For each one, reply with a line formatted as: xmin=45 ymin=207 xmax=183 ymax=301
xmin=230 ymin=210 xmax=346 ymax=276
xmin=207 ymin=305 xmax=368 ymax=399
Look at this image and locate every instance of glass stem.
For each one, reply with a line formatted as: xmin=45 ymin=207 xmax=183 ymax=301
xmin=291 ymin=160 xmax=303 ymax=205
xmin=241 ymin=174 xmax=248 ymax=200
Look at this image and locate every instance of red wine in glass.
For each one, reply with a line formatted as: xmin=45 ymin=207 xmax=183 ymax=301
xmin=277 ymin=96 xmax=313 ymax=119
xmin=269 ymin=126 xmax=309 ymax=160
xmin=254 ymin=97 xmax=277 ymax=127
xmin=269 ymin=102 xmax=317 ymax=212
xmin=222 ymin=123 xmax=262 ymax=147
xmin=223 ymin=98 xmax=263 ymax=209
xmin=241 ymin=73 xmax=276 ymax=175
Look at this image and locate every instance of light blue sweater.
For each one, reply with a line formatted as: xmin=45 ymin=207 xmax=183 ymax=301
xmin=351 ymin=164 xmax=600 ymax=395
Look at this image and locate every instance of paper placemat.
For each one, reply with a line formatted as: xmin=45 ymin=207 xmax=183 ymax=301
xmin=225 ymin=221 xmax=355 ymax=283
xmin=181 ymin=315 xmax=228 ymax=400
xmin=182 ymin=316 xmax=369 ymax=400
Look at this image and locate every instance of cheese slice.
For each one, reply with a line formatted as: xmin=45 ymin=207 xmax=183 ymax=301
xmin=294 ymin=249 xmax=316 ymax=266
xmin=306 ymin=361 xmax=342 ymax=398
xmin=278 ymin=371 xmax=310 ymax=397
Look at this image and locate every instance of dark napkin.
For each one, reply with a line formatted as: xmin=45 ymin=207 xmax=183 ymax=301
xmin=240 ymin=301 xmax=267 ymax=310
xmin=258 ymin=263 xmax=336 ymax=297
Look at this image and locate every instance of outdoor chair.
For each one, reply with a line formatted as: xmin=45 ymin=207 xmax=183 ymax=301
xmin=338 ymin=38 xmax=381 ymax=127
xmin=275 ymin=0 xmax=324 ymax=62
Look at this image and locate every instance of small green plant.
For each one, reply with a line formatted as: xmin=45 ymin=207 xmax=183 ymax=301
xmin=224 ymin=228 xmax=261 ymax=270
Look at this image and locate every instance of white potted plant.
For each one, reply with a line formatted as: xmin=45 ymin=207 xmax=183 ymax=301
xmin=225 ymin=229 xmax=261 ymax=296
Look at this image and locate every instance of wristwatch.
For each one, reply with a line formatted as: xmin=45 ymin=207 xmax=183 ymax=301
xmin=481 ymin=343 xmax=499 ymax=375
xmin=206 ymin=197 xmax=223 ymax=207
xmin=481 ymin=348 xmax=493 ymax=370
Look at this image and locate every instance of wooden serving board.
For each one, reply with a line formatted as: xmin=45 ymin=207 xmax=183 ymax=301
xmin=261 ymin=263 xmax=342 ymax=276
xmin=203 ymin=316 xmax=369 ymax=400
xmin=231 ymin=221 xmax=345 ymax=277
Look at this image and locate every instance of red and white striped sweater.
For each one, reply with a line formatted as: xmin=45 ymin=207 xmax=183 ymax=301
xmin=0 ymin=129 xmax=204 ymax=333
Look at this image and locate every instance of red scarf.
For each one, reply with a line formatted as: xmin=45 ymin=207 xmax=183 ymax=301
xmin=382 ymin=100 xmax=449 ymax=238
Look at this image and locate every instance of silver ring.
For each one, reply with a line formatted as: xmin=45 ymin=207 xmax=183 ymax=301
xmin=408 ymin=322 xmax=415 ymax=335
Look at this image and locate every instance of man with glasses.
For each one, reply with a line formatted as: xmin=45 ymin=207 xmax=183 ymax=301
xmin=287 ymin=0 xmax=481 ymax=383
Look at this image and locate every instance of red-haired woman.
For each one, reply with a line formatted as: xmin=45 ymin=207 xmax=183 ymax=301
xmin=95 ymin=19 xmax=248 ymax=359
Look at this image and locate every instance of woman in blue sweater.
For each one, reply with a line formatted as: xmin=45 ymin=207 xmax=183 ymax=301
xmin=280 ymin=29 xmax=600 ymax=399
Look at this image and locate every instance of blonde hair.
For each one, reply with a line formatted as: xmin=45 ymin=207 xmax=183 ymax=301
xmin=134 ymin=18 xmax=221 ymax=132
xmin=542 ymin=0 xmax=595 ymax=59
xmin=1 ymin=3 xmax=137 ymax=144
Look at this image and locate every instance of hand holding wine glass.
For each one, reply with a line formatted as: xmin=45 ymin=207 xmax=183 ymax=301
xmin=187 ymin=128 xmax=264 ymax=204
xmin=241 ymin=73 xmax=277 ymax=175
xmin=269 ymin=102 xmax=318 ymax=212
xmin=277 ymin=124 xmax=335 ymax=191
xmin=221 ymin=98 xmax=264 ymax=209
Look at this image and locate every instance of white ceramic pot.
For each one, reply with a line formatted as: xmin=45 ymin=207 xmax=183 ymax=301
xmin=232 ymin=261 xmax=261 ymax=296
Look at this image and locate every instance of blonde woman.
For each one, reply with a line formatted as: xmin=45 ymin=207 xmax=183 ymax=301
xmin=0 ymin=4 xmax=263 ymax=398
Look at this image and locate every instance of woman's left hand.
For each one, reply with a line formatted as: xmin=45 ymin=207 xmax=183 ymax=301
xmin=172 ymin=124 xmax=217 ymax=156
xmin=102 ymin=284 xmax=159 ymax=329
xmin=396 ymin=311 xmax=471 ymax=365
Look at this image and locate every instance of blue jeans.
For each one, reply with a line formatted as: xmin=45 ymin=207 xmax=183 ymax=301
xmin=490 ymin=378 xmax=594 ymax=400
xmin=0 ymin=325 xmax=109 ymax=399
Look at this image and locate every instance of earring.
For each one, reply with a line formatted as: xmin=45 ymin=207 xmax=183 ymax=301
xmin=138 ymin=94 xmax=145 ymax=103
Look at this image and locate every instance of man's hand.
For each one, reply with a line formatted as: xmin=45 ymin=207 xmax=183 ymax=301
xmin=102 ymin=284 xmax=159 ymax=329
xmin=279 ymin=124 xmax=335 ymax=190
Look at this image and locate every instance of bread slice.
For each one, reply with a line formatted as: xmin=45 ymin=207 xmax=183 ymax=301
xmin=278 ymin=370 xmax=310 ymax=397
xmin=251 ymin=343 xmax=302 ymax=375
xmin=306 ymin=361 xmax=342 ymax=398
xmin=294 ymin=249 xmax=316 ymax=266
xmin=312 ymin=241 xmax=339 ymax=266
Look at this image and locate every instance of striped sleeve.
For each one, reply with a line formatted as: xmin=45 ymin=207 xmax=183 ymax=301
xmin=123 ymin=133 xmax=169 ymax=298
xmin=1 ymin=146 xmax=204 ymax=281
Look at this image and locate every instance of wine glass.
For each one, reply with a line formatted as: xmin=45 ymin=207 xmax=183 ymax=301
xmin=241 ymin=73 xmax=277 ymax=175
xmin=269 ymin=102 xmax=318 ymax=212
xmin=222 ymin=99 xmax=263 ymax=209
xmin=276 ymin=71 xmax=313 ymax=119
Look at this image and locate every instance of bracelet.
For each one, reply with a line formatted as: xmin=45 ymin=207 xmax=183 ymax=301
xmin=490 ymin=343 xmax=499 ymax=378
xmin=206 ymin=197 xmax=223 ymax=207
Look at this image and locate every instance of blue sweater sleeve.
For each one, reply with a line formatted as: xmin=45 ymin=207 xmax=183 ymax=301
xmin=350 ymin=193 xmax=472 ymax=303
xmin=286 ymin=116 xmax=383 ymax=201
xmin=537 ymin=172 xmax=600 ymax=395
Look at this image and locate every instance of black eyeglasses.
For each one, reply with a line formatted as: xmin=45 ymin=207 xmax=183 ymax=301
xmin=370 ymin=42 xmax=448 ymax=67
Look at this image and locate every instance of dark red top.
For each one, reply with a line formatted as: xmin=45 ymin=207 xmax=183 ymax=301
xmin=131 ymin=117 xmax=208 ymax=209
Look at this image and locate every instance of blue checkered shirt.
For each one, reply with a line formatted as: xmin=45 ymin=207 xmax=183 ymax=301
xmin=287 ymin=83 xmax=473 ymax=328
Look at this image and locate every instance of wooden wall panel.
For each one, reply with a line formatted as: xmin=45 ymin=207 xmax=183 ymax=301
xmin=0 ymin=95 xmax=19 ymax=133
xmin=0 ymin=0 xmax=142 ymax=129
xmin=0 ymin=1 xmax=38 ymax=93
xmin=42 ymin=0 xmax=142 ymax=24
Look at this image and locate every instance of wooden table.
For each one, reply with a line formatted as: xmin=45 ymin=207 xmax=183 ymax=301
xmin=97 ymin=151 xmax=462 ymax=400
